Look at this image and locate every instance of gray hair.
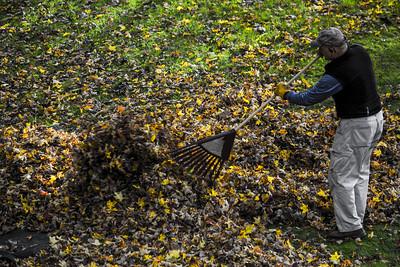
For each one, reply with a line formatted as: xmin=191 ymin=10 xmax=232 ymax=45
xmin=311 ymin=27 xmax=347 ymax=48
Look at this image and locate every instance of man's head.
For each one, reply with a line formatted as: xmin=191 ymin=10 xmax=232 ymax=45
xmin=312 ymin=27 xmax=348 ymax=60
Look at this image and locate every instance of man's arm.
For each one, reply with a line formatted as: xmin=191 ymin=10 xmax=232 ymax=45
xmin=284 ymin=74 xmax=343 ymax=106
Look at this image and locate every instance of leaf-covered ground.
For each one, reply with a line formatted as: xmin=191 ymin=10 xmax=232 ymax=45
xmin=1 ymin=0 xmax=399 ymax=266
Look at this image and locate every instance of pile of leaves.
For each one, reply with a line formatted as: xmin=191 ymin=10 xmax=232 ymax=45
xmin=69 ymin=113 xmax=158 ymax=198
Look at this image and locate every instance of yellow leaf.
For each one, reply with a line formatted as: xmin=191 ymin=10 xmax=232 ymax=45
xmin=82 ymin=104 xmax=93 ymax=110
xmin=239 ymin=224 xmax=255 ymax=239
xmin=177 ymin=110 xmax=184 ymax=116
xmin=279 ymin=149 xmax=290 ymax=160
xmin=209 ymin=188 xmax=218 ymax=197
xmin=372 ymin=196 xmax=380 ymax=203
xmin=301 ymin=77 xmax=311 ymax=87
xmin=275 ymin=229 xmax=282 ymax=236
xmin=158 ymin=233 xmax=166 ymax=241
xmin=20 ymin=195 xmax=33 ymax=214
xmin=161 ymin=179 xmax=170 ymax=186
xmin=53 ymin=80 xmax=62 ymax=89
xmin=149 ymin=210 xmax=157 ymax=219
xmin=158 ymin=198 xmax=167 ymax=207
xmin=300 ymin=203 xmax=309 ymax=214
xmin=284 ymin=239 xmax=294 ymax=249
xmin=371 ymin=161 xmax=380 ymax=169
xmin=22 ymin=126 xmax=30 ymax=139
xmin=373 ymin=149 xmax=382 ymax=157
xmin=317 ymin=189 xmax=328 ymax=198
xmin=64 ymin=245 xmax=72 ymax=255
xmin=49 ymin=175 xmax=57 ymax=185
xmin=368 ymin=231 xmax=374 ymax=238
xmin=181 ymin=61 xmax=190 ymax=67
xmin=330 ymin=251 xmax=341 ymax=264
xmin=108 ymin=45 xmax=117 ymax=52
xmin=38 ymin=66 xmax=46 ymax=74
xmin=277 ymin=129 xmax=287 ymax=135
xmin=0 ymin=23 xmax=9 ymax=30
xmin=92 ymin=233 xmax=103 ymax=240
xmin=106 ymin=200 xmax=118 ymax=212
xmin=168 ymin=250 xmax=180 ymax=259
xmin=181 ymin=18 xmax=191 ymax=25
xmin=151 ymin=133 xmax=157 ymax=142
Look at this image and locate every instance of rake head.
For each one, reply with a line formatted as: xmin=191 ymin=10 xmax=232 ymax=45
xmin=171 ymin=129 xmax=236 ymax=181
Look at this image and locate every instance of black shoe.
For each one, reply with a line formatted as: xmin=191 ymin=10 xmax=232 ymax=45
xmin=327 ymin=228 xmax=366 ymax=240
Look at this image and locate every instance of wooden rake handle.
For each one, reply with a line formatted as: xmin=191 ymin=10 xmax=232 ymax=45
xmin=234 ymin=55 xmax=321 ymax=131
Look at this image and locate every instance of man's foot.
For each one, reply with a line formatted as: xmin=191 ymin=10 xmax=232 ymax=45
xmin=327 ymin=228 xmax=366 ymax=240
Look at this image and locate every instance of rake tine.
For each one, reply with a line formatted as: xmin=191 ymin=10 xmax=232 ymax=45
xmin=208 ymin=160 xmax=221 ymax=180
xmin=197 ymin=156 xmax=216 ymax=178
xmin=178 ymin=153 xmax=204 ymax=168
xmin=173 ymin=146 xmax=203 ymax=162
xmin=193 ymin=153 xmax=215 ymax=175
xmin=211 ymin=160 xmax=224 ymax=180
xmin=182 ymin=150 xmax=208 ymax=169
xmin=172 ymin=144 xmax=202 ymax=159
xmin=171 ymin=144 xmax=198 ymax=156
xmin=183 ymin=149 xmax=209 ymax=169
xmin=201 ymin=156 xmax=219 ymax=178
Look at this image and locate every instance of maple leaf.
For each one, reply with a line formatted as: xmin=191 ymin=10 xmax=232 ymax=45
xmin=330 ymin=251 xmax=341 ymax=264
xmin=239 ymin=224 xmax=255 ymax=239
xmin=300 ymin=203 xmax=309 ymax=214
xmin=317 ymin=189 xmax=328 ymax=198
xmin=106 ymin=200 xmax=118 ymax=212
xmin=108 ymin=45 xmax=117 ymax=52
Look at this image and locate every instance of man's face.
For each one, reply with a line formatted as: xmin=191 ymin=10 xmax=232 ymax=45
xmin=318 ymin=46 xmax=335 ymax=60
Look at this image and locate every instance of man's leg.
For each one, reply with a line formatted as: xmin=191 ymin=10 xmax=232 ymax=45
xmin=354 ymin=146 xmax=371 ymax=224
xmin=328 ymin=120 xmax=363 ymax=233
xmin=354 ymin=111 xmax=384 ymax=223
xmin=329 ymin=155 xmax=363 ymax=232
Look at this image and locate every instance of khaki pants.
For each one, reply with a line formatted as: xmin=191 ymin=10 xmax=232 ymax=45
xmin=328 ymin=111 xmax=384 ymax=232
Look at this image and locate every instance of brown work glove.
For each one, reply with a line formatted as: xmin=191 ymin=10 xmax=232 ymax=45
xmin=274 ymin=83 xmax=289 ymax=99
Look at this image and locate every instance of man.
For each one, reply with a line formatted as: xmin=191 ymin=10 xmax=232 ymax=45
xmin=274 ymin=27 xmax=384 ymax=239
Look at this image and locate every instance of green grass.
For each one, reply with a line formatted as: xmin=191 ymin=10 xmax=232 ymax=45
xmin=293 ymin=223 xmax=400 ymax=266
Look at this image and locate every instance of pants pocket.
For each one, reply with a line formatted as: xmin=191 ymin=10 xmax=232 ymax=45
xmin=328 ymin=148 xmax=353 ymax=188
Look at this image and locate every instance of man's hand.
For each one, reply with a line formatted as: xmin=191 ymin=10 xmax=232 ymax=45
xmin=274 ymin=83 xmax=289 ymax=99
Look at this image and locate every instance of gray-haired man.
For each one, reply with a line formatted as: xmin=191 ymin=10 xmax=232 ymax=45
xmin=275 ymin=27 xmax=384 ymax=239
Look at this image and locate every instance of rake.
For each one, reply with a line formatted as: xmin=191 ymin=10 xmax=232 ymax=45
xmin=171 ymin=55 xmax=320 ymax=181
